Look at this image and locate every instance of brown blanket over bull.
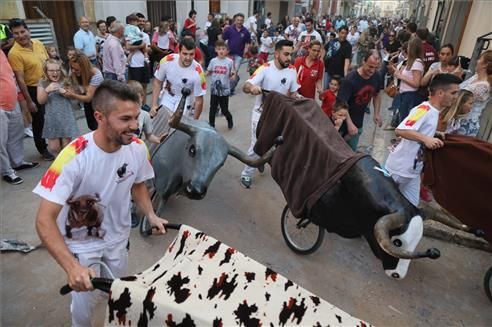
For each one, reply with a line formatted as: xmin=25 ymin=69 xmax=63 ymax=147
xmin=254 ymin=91 xmax=366 ymax=217
xmin=423 ymin=134 xmax=492 ymax=243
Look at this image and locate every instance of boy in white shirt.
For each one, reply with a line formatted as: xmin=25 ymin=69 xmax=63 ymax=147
xmin=385 ymin=74 xmax=462 ymax=205
xmin=259 ymin=30 xmax=273 ymax=63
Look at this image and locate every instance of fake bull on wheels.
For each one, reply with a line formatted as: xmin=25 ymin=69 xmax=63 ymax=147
xmin=254 ymin=91 xmax=442 ymax=280
xmin=61 ymin=224 xmax=372 ymax=326
xmin=138 ymin=88 xmax=281 ymax=235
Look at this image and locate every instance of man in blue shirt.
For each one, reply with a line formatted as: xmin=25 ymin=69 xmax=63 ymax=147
xmin=223 ymin=13 xmax=251 ymax=94
xmin=73 ymin=16 xmax=97 ymax=65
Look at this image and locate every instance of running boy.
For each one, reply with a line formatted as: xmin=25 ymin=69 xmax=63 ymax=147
xmin=206 ymin=40 xmax=235 ymax=129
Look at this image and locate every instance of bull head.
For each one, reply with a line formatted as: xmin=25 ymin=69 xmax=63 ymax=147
xmin=169 ymin=88 xmax=282 ymax=169
xmin=374 ymin=212 xmax=440 ymax=279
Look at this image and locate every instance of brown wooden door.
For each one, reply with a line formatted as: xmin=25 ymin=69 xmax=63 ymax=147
xmin=146 ymin=0 xmax=176 ymax=27
xmin=23 ymin=0 xmax=77 ymax=58
xmin=209 ymin=0 xmax=220 ymax=14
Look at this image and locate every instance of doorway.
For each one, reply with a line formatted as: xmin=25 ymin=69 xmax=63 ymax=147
xmin=23 ymin=0 xmax=77 ymax=57
xmin=209 ymin=0 xmax=220 ymax=15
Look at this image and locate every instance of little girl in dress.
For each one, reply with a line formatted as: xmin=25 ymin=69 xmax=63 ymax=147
xmin=37 ymin=59 xmax=79 ymax=155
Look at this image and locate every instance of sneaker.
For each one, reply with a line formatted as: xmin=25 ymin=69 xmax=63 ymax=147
xmin=3 ymin=173 xmax=23 ymax=185
xmin=24 ymin=127 xmax=33 ymax=138
xmin=14 ymin=161 xmax=40 ymax=171
xmin=227 ymin=118 xmax=234 ymax=129
xmin=240 ymin=176 xmax=252 ymax=189
xmin=41 ymin=151 xmax=55 ymax=161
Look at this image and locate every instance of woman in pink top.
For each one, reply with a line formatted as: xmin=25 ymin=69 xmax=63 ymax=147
xmin=151 ymin=21 xmax=172 ymax=63
xmin=389 ymin=37 xmax=424 ymax=123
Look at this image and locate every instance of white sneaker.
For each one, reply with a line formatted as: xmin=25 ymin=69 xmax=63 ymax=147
xmin=24 ymin=127 xmax=33 ymax=138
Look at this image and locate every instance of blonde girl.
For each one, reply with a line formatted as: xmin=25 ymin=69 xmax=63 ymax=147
xmin=37 ymin=59 xmax=79 ymax=154
xmin=438 ymin=90 xmax=474 ymax=134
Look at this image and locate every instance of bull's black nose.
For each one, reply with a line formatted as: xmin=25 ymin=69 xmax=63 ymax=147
xmin=184 ymin=182 xmax=207 ymax=200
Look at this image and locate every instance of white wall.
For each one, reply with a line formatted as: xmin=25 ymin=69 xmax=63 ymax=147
xmin=195 ymin=0 xmax=209 ymax=30
xmin=176 ymin=0 xmax=192 ymax=33
xmin=93 ymin=0 xmax=147 ymax=22
xmin=265 ymin=1 xmax=281 ymax=25
xmin=0 ymin=0 xmax=25 ymax=19
xmin=458 ymin=0 xmax=492 ymax=58
xmin=220 ymin=0 xmax=249 ymax=17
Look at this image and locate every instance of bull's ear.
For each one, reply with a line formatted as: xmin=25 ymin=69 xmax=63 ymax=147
xmin=66 ymin=196 xmax=74 ymax=205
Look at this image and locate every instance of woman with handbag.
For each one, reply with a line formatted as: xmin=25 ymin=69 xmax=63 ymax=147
xmin=388 ymin=37 xmax=424 ymax=124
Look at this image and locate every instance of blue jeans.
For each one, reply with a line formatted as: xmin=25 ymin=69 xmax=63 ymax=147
xmin=323 ymin=72 xmax=331 ymax=90
xmin=397 ymin=91 xmax=421 ymax=124
xmin=103 ymin=72 xmax=118 ymax=81
xmin=346 ymin=127 xmax=363 ymax=151
xmin=230 ymin=55 xmax=243 ymax=93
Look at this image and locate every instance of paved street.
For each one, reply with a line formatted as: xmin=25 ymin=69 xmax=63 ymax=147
xmin=1 ymin=67 xmax=491 ymax=326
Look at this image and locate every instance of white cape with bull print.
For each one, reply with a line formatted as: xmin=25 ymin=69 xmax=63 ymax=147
xmin=106 ymin=225 xmax=371 ymax=326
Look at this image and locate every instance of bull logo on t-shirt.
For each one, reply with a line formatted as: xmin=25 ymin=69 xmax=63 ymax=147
xmin=281 ymin=78 xmax=286 ymax=85
xmin=354 ymin=85 xmax=376 ymax=107
xmin=65 ymin=193 xmax=105 ymax=240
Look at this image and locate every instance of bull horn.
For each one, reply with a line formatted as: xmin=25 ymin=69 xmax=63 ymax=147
xmin=374 ymin=212 xmax=440 ymax=260
xmin=168 ymin=88 xmax=195 ymax=135
xmin=228 ymin=136 xmax=283 ymax=167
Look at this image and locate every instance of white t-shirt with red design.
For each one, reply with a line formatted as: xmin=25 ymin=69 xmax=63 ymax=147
xmin=33 ymin=132 xmax=154 ymax=253
xmin=154 ymin=53 xmax=207 ymax=115
xmin=385 ymin=102 xmax=440 ymax=178
xmin=248 ymin=61 xmax=300 ymax=111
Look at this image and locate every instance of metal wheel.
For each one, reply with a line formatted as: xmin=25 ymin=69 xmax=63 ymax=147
xmin=139 ymin=190 xmax=161 ymax=237
xmin=281 ymin=205 xmax=324 ymax=255
xmin=485 ymin=266 xmax=492 ymax=302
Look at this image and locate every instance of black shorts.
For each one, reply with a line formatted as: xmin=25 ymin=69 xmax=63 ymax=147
xmin=128 ymin=65 xmax=150 ymax=84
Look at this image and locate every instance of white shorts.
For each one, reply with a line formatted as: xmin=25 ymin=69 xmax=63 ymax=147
xmin=391 ymin=174 xmax=420 ymax=206
xmin=71 ymin=239 xmax=129 ymax=327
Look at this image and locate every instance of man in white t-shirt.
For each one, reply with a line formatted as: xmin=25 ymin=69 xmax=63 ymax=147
xmin=295 ymin=17 xmax=323 ymax=57
xmin=204 ymin=13 xmax=214 ymax=32
xmin=240 ymin=39 xmax=300 ymax=188
xmin=284 ymin=16 xmax=302 ymax=44
xmin=246 ymin=11 xmax=259 ymax=43
xmin=150 ymin=38 xmax=206 ymax=119
xmin=385 ymin=74 xmax=462 ymax=205
xmin=34 ymin=81 xmax=168 ymax=326
xmin=128 ymin=19 xmax=151 ymax=104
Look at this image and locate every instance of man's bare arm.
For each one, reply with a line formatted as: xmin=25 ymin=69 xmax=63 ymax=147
xmin=131 ymin=182 xmax=167 ymax=234
xmin=194 ymin=96 xmax=203 ymax=119
xmin=13 ymin=70 xmax=36 ymax=112
xmin=150 ymin=78 xmax=164 ymax=116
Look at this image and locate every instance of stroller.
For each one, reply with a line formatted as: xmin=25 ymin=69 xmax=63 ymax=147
xmin=61 ymin=224 xmax=371 ymax=326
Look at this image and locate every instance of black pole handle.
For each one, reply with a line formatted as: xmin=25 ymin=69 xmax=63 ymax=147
xmin=147 ymin=222 xmax=182 ymax=236
xmin=60 ymin=277 xmax=113 ymax=295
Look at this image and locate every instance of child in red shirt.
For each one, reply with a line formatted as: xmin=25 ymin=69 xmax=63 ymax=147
xmin=319 ymin=75 xmax=341 ymax=117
